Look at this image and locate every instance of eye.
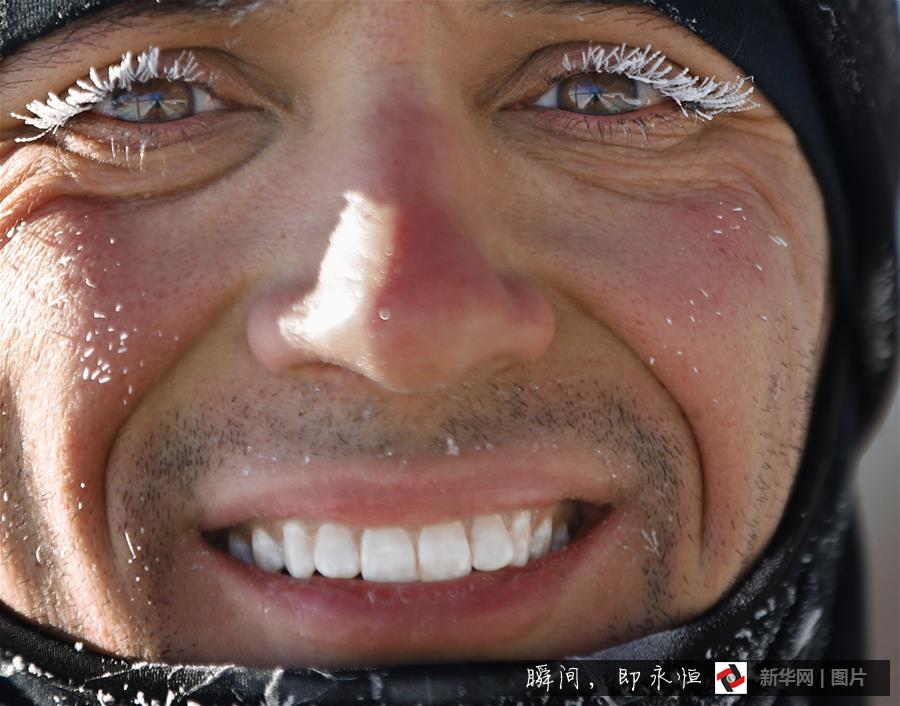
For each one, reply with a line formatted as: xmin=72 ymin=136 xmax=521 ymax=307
xmin=534 ymin=72 xmax=668 ymax=116
xmin=92 ymin=78 xmax=223 ymax=123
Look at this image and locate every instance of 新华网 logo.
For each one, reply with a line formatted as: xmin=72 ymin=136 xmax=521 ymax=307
xmin=714 ymin=662 xmax=748 ymax=694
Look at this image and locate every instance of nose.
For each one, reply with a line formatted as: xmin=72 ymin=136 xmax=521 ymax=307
xmin=246 ymin=103 xmax=555 ymax=393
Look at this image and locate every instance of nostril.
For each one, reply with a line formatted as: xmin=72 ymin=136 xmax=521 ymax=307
xmin=246 ymin=279 xmax=320 ymax=372
xmin=354 ymin=273 xmax=554 ymax=392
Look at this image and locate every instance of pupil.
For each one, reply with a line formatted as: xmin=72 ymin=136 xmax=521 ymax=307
xmin=560 ymin=74 xmax=642 ymax=115
xmin=111 ymin=79 xmax=193 ymax=123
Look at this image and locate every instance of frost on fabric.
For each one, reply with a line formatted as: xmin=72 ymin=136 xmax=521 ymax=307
xmin=564 ymin=43 xmax=757 ymax=120
xmin=11 ymin=47 xmax=201 ymax=142
xmin=0 ymin=496 xmax=851 ymax=705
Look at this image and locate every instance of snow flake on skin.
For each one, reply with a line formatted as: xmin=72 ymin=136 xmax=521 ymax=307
xmin=640 ymin=528 xmax=662 ymax=556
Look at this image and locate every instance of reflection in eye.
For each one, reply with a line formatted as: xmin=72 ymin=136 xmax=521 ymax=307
xmin=93 ymin=78 xmax=220 ymax=123
xmin=527 ymin=44 xmax=756 ymax=123
xmin=11 ymin=47 xmax=210 ymax=141
xmin=535 ymin=73 xmax=667 ymax=116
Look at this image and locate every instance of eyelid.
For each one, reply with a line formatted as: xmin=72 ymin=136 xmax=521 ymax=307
xmin=498 ymin=42 xmax=757 ymax=121
xmin=11 ymin=47 xmax=203 ymax=141
xmin=10 ymin=46 xmax=280 ymax=141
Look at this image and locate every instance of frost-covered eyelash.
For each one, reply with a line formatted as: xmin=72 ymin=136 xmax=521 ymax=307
xmin=10 ymin=42 xmax=753 ymax=146
xmin=10 ymin=46 xmax=202 ymax=143
xmin=562 ymin=44 xmax=757 ymax=120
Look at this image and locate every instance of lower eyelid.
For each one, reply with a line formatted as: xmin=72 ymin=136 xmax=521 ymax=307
xmin=509 ymin=102 xmax=693 ymax=146
xmin=36 ymin=109 xmax=279 ymax=199
xmin=58 ymin=108 xmax=260 ymax=160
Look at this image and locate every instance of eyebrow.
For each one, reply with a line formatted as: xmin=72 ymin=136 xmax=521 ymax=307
xmin=2 ymin=0 xmax=651 ymax=77
xmin=10 ymin=0 xmax=642 ymax=57
xmin=1 ymin=0 xmax=274 ymax=71
xmin=482 ymin=0 xmax=642 ymax=13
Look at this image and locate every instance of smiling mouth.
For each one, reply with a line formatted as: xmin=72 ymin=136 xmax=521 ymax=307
xmin=183 ymin=452 xmax=627 ymax=665
xmin=203 ymin=499 xmax=611 ymax=583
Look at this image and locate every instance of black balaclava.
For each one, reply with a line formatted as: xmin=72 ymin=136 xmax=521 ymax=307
xmin=0 ymin=1 xmax=898 ymax=704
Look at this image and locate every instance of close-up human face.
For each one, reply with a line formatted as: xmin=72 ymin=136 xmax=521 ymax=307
xmin=0 ymin=0 xmax=829 ymax=668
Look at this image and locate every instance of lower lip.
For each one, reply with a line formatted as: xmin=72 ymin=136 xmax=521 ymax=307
xmin=200 ymin=507 xmax=614 ymax=664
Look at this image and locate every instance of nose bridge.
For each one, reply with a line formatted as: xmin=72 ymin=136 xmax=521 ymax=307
xmin=335 ymin=66 xmax=469 ymax=220
xmin=316 ymin=72 xmax=503 ymax=320
xmin=349 ymin=100 xmax=482 ymax=296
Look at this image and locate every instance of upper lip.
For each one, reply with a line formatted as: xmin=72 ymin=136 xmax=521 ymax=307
xmin=197 ymin=444 xmax=626 ymax=531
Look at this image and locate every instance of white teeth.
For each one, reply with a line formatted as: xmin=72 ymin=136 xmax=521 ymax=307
xmin=508 ymin=510 xmax=532 ymax=567
xmin=417 ymin=521 xmax=472 ymax=581
xmin=282 ymin=521 xmax=315 ymax=579
xmin=251 ymin=525 xmax=284 ymax=573
xmin=361 ymin=528 xmax=417 ymax=582
xmin=228 ymin=530 xmax=254 ymax=565
xmin=224 ymin=501 xmax=582 ymax=581
xmin=470 ymin=514 xmax=514 ymax=571
xmin=314 ymin=523 xmax=360 ymax=578
xmin=529 ymin=515 xmax=553 ymax=560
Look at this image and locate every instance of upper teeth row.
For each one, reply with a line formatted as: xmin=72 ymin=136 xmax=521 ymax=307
xmin=225 ymin=502 xmax=578 ymax=582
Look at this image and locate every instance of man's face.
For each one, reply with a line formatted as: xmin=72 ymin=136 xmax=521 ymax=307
xmin=0 ymin=0 xmax=829 ymax=667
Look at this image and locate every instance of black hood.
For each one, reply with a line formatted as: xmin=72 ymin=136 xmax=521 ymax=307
xmin=0 ymin=1 xmax=898 ymax=704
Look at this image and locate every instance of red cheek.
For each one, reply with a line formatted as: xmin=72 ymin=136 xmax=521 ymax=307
xmin=610 ymin=196 xmax=789 ymax=358
xmin=7 ymin=198 xmax=247 ymax=442
xmin=541 ymin=190 xmax=808 ymax=579
xmin=548 ymin=191 xmax=799 ymax=415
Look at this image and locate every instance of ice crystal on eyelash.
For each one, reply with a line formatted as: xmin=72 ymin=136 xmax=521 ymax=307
xmin=10 ymin=46 xmax=202 ymax=142
xmin=563 ymin=43 xmax=757 ymax=120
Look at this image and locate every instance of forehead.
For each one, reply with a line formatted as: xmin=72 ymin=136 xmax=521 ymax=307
xmin=2 ymin=0 xmax=649 ymax=46
xmin=0 ymin=1 xmax=655 ymax=85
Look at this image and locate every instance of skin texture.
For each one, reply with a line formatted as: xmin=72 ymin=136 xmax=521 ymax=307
xmin=0 ymin=1 xmax=829 ymax=667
